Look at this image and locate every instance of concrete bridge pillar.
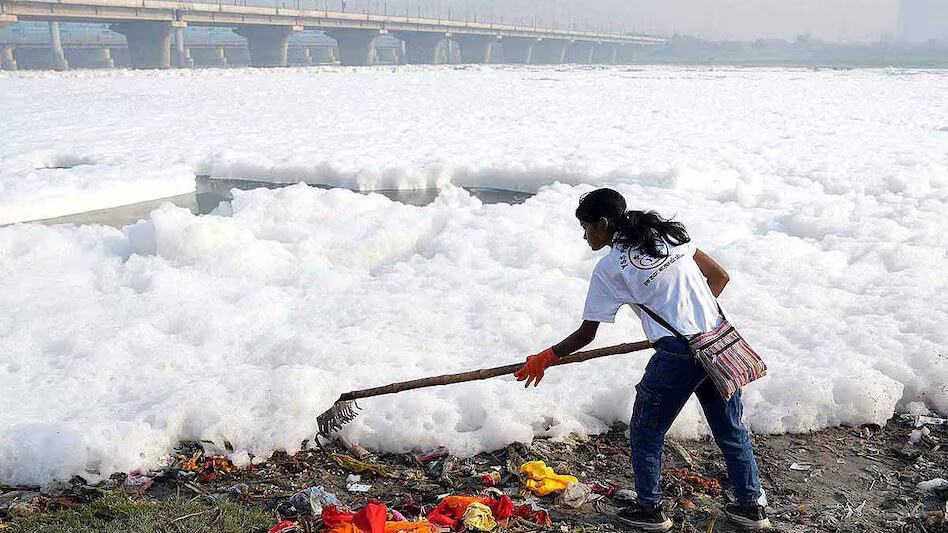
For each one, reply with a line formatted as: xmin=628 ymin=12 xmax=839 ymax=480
xmin=67 ymin=47 xmax=114 ymax=68
xmin=533 ymin=38 xmax=569 ymax=64
xmin=234 ymin=25 xmax=298 ymax=67
xmin=287 ymin=46 xmax=313 ymax=65
xmin=592 ymin=43 xmax=619 ymax=64
xmin=454 ymin=34 xmax=497 ymax=63
xmin=567 ymin=41 xmax=595 ymax=63
xmin=110 ymin=21 xmax=174 ymax=69
xmin=326 ymin=29 xmax=379 ymax=66
xmin=0 ymin=47 xmax=16 ymax=70
xmin=173 ymin=28 xmax=192 ymax=68
xmin=393 ymin=31 xmax=447 ymax=64
xmin=501 ymin=37 xmax=538 ymax=64
xmin=374 ymin=45 xmax=399 ymax=64
xmin=48 ymin=21 xmax=69 ymax=70
xmin=616 ymin=44 xmax=640 ymax=64
xmin=310 ymin=46 xmax=335 ymax=64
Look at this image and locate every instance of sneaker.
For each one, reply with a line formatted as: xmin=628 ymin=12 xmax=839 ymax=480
xmin=616 ymin=504 xmax=673 ymax=531
xmin=725 ymin=502 xmax=772 ymax=530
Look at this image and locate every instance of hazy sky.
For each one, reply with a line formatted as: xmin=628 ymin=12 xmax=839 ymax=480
xmin=340 ymin=0 xmax=908 ymax=41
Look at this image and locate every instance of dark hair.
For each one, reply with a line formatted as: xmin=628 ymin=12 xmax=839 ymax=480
xmin=575 ymin=188 xmax=690 ymax=258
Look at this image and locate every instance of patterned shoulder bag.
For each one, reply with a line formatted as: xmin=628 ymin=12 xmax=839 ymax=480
xmin=638 ymin=304 xmax=767 ymax=401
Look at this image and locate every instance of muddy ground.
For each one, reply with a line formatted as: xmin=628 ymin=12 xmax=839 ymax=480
xmin=1 ymin=413 xmax=945 ymax=533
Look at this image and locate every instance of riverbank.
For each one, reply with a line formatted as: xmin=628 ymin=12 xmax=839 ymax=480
xmin=3 ymin=412 xmax=945 ymax=532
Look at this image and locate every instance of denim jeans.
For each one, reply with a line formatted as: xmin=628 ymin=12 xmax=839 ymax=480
xmin=629 ymin=344 xmax=762 ymax=506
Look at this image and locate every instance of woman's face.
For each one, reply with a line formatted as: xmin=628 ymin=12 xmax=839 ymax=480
xmin=581 ymin=218 xmax=612 ymax=251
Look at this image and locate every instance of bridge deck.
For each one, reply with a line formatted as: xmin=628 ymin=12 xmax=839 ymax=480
xmin=0 ymin=0 xmax=664 ymax=45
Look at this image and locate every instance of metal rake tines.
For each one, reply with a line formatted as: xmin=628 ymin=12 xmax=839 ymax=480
xmin=317 ymin=400 xmax=361 ymax=435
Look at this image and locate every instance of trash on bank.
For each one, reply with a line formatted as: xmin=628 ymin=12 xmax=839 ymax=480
xmin=290 ymin=485 xmax=341 ymax=515
xmin=268 ymin=519 xmax=299 ymax=533
xmin=332 ymin=453 xmax=391 ymax=478
xmin=323 ymin=502 xmax=438 ymax=533
xmin=462 ymin=502 xmax=496 ymax=531
xmin=789 ymin=462 xmax=813 ymax=471
xmin=519 ymin=461 xmax=578 ymax=496
xmin=346 ymin=474 xmax=372 ymax=493
xmin=917 ymin=479 xmax=948 ymax=494
xmin=427 ymin=494 xmax=513 ymax=529
xmin=556 ymin=482 xmax=598 ymax=509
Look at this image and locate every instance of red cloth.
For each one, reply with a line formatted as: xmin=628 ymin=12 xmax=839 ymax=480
xmin=268 ymin=520 xmax=298 ymax=533
xmin=512 ymin=505 xmax=551 ymax=526
xmin=323 ymin=505 xmax=356 ymax=527
xmin=352 ymin=502 xmax=387 ymax=533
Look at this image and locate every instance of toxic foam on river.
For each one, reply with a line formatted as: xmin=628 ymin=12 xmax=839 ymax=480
xmin=0 ymin=178 xmax=945 ymax=486
xmin=0 ymin=66 xmax=946 ymax=485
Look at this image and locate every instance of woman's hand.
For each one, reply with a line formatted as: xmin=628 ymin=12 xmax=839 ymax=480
xmin=514 ymin=348 xmax=557 ymax=388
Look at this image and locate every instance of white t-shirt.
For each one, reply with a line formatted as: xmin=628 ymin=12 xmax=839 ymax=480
xmin=582 ymin=239 xmax=724 ymax=342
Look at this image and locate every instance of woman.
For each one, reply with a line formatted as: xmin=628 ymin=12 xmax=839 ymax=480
xmin=514 ymin=188 xmax=770 ymax=531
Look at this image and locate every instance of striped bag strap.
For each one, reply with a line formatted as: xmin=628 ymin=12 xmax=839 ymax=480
xmin=637 ymin=304 xmax=689 ymax=344
xmin=638 ymin=301 xmax=727 ymax=343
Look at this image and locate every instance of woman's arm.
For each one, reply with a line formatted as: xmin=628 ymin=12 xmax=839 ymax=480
xmin=551 ymin=320 xmax=600 ymax=358
xmin=694 ymin=249 xmax=730 ymax=297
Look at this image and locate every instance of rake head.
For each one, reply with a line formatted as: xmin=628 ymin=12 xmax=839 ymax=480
xmin=317 ymin=399 xmax=361 ymax=435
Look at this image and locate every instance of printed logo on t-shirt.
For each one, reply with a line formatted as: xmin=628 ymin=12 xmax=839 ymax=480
xmin=626 ymin=240 xmax=669 ymax=270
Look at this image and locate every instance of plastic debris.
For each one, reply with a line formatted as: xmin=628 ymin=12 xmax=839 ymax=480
xmin=290 ymin=485 xmax=341 ymax=515
xmin=346 ymin=474 xmax=372 ymax=493
xmin=789 ymin=462 xmax=813 ymax=471
xmin=332 ymin=453 xmax=391 ymax=478
xmin=664 ymin=439 xmax=694 ymax=467
xmin=590 ymin=481 xmax=616 ymax=498
xmin=481 ymin=471 xmax=501 ymax=487
xmin=511 ymin=501 xmax=551 ymax=527
xmin=917 ymin=479 xmax=948 ymax=493
xmin=612 ymin=488 xmax=638 ymax=502
xmin=556 ymin=482 xmax=596 ymax=509
xmin=676 ymin=469 xmax=722 ymax=495
xmin=123 ymin=468 xmax=156 ymax=489
xmin=519 ymin=461 xmax=579 ymax=496
xmin=268 ymin=520 xmax=299 ymax=533
xmin=462 ymin=501 xmax=497 ymax=531
xmin=417 ymin=446 xmax=450 ymax=463
xmin=903 ymin=414 xmax=948 ymax=427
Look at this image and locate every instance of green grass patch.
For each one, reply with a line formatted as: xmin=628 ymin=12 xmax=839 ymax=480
xmin=3 ymin=494 xmax=274 ymax=533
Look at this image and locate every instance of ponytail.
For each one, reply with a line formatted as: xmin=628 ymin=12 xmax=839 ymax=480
xmin=575 ymin=188 xmax=690 ymax=258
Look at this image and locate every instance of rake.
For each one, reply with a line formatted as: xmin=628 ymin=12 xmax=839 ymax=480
xmin=316 ymin=340 xmax=652 ymax=436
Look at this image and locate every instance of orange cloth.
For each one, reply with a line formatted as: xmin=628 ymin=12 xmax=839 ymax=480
xmin=384 ymin=522 xmax=438 ymax=533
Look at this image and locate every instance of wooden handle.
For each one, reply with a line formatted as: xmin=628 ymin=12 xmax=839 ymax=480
xmin=339 ymin=340 xmax=652 ymax=402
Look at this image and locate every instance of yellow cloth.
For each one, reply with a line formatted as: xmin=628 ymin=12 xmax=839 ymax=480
xmin=462 ymin=502 xmax=496 ymax=531
xmin=519 ymin=460 xmax=579 ymax=496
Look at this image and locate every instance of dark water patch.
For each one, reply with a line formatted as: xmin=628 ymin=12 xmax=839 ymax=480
xmin=195 ymin=176 xmax=531 ymax=214
xmin=24 ymin=178 xmax=531 ymax=228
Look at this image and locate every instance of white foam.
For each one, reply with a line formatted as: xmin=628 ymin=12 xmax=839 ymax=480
xmin=0 ymin=66 xmax=946 ymax=486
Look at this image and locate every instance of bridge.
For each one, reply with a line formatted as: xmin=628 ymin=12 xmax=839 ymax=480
xmin=0 ymin=0 xmax=663 ymax=69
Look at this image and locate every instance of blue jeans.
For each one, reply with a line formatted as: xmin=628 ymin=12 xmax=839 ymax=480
xmin=629 ymin=342 xmax=762 ymax=506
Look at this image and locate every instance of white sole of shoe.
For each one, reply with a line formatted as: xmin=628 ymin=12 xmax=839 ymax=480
xmin=725 ymin=511 xmax=773 ymax=530
xmin=617 ymin=516 xmax=673 ymax=531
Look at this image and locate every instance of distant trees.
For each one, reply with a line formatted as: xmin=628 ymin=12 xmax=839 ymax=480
xmin=638 ymin=34 xmax=948 ymax=67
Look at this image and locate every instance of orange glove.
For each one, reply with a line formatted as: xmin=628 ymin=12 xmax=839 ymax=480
xmin=514 ymin=348 xmax=557 ymax=388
